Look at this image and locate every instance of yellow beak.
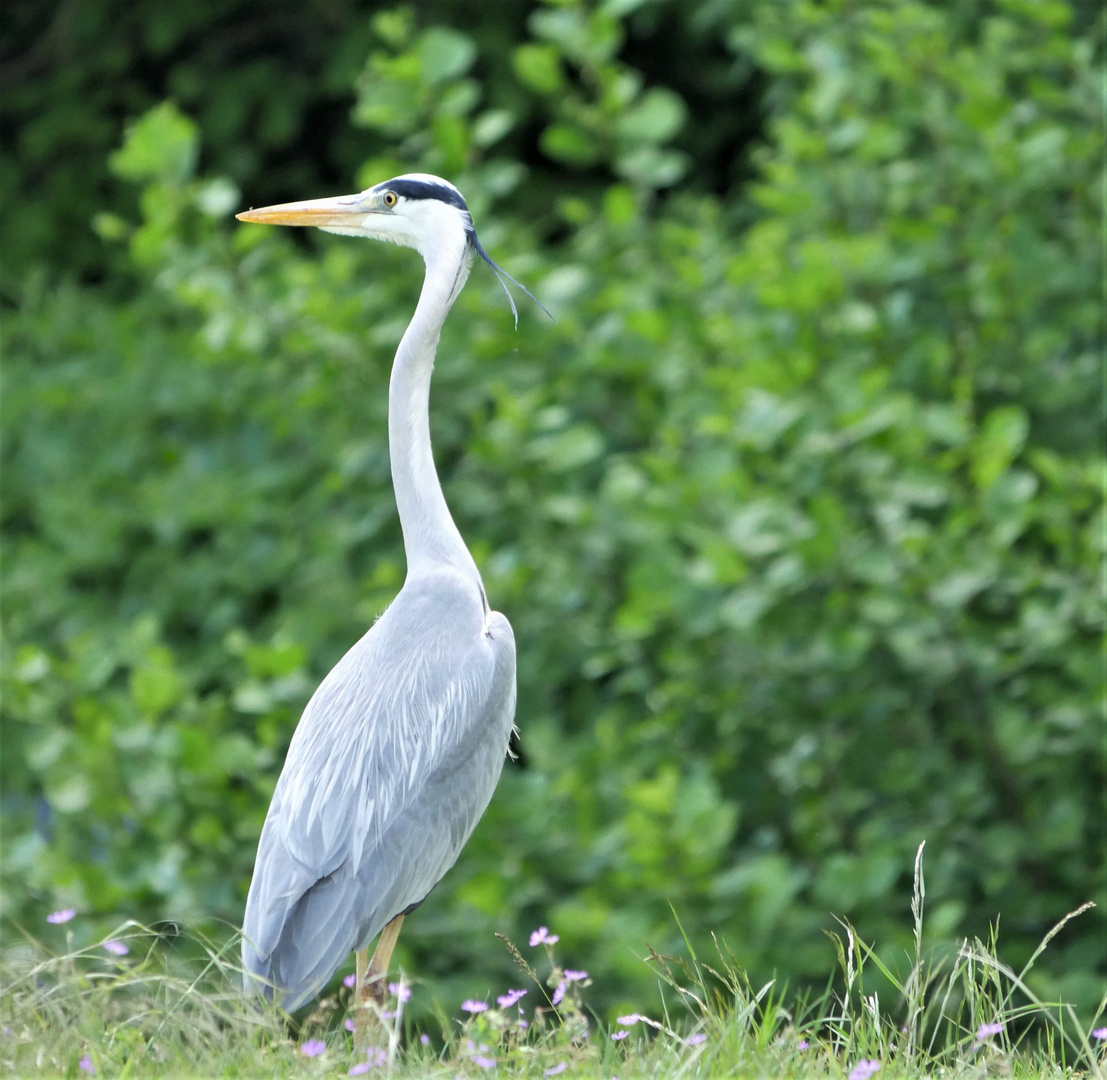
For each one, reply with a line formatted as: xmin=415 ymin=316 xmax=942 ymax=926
xmin=235 ymin=194 xmax=367 ymax=228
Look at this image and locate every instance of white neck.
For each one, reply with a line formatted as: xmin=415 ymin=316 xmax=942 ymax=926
xmin=388 ymin=247 xmax=480 ymax=584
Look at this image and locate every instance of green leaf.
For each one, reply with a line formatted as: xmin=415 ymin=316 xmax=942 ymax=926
xmin=513 ymin=43 xmax=564 ymax=93
xmin=972 ymin=406 xmax=1030 ymax=489
xmin=46 ymin=773 xmax=92 ymax=814
xmin=130 ymin=647 xmax=183 ymax=717
xmin=541 ymin=122 xmax=600 ymax=165
xmin=418 ymin=27 xmax=476 ymax=84
xmin=472 ymin=109 xmax=515 ymax=148
xmin=615 ymin=146 xmax=689 ymax=188
xmin=109 ymin=102 xmax=198 ymax=185
xmin=615 ymin=87 xmax=687 ymax=144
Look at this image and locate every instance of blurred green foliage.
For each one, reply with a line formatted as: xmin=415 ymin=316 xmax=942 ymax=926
xmin=2 ymin=0 xmax=1103 ymax=1021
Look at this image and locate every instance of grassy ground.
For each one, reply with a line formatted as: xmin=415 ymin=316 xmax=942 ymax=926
xmin=2 ymin=848 xmax=1103 ymax=1078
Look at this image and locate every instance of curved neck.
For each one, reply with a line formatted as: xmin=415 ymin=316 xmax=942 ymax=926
xmin=389 ymin=251 xmax=480 ymax=583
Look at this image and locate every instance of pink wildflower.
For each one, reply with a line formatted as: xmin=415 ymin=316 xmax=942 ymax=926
xmin=848 ymin=1060 xmax=881 ymax=1080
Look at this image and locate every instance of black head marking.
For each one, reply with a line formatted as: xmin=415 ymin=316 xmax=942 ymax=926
xmin=384 ymin=178 xmax=469 ymax=212
xmin=376 ymin=175 xmax=552 ymax=328
xmin=469 ymin=232 xmax=554 ymax=328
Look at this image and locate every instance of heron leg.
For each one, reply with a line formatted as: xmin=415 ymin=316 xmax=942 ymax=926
xmin=353 ymin=915 xmax=405 ymax=1049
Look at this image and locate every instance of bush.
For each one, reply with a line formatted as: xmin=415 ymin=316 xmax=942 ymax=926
xmin=2 ymin=0 xmax=1102 ymax=1019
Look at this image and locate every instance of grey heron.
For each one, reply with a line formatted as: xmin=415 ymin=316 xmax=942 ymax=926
xmin=236 ymin=174 xmax=543 ymax=1025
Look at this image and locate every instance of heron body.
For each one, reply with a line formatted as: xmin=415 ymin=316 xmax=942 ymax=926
xmin=238 ymin=175 xmax=526 ymax=1012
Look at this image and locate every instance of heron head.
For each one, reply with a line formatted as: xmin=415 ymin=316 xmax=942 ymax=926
xmin=237 ymin=173 xmax=473 ymax=261
xmin=237 ymin=173 xmax=550 ymax=324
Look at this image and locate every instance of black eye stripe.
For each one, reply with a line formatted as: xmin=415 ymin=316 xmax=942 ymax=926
xmin=383 ymin=179 xmax=468 ymax=211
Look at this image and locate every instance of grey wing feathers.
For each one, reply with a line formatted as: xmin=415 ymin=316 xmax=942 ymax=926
xmin=242 ymin=570 xmax=515 ymax=1011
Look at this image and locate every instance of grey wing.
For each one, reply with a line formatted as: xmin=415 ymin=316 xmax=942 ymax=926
xmin=242 ymin=576 xmax=515 ymax=1011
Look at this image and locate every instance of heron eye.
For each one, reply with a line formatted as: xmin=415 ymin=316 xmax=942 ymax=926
xmin=382 ymin=191 xmax=398 ymax=208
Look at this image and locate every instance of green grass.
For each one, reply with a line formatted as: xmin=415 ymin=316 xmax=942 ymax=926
xmin=2 ymin=847 xmax=1103 ymax=1078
